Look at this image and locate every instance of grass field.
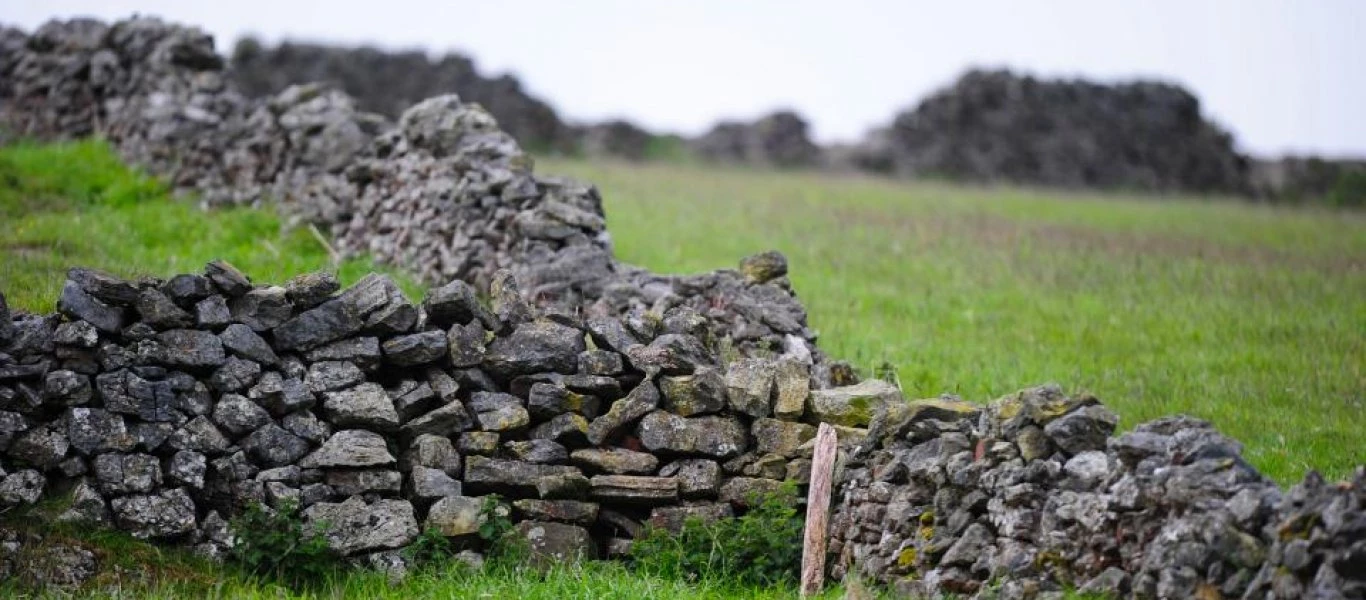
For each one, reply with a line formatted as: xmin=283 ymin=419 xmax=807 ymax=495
xmin=543 ymin=158 xmax=1366 ymax=484
xmin=1 ymin=140 xmax=1362 ymax=596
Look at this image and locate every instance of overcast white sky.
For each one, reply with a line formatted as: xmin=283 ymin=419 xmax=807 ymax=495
xmin=8 ymin=1 xmax=1365 ymax=157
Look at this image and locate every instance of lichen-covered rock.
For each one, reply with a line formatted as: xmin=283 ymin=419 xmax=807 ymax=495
xmin=483 ymin=321 xmax=584 ymax=379
xmin=571 ymin=448 xmax=658 ymax=475
xmin=516 ymin=520 xmax=595 ymax=563
xmin=660 ymin=368 xmax=727 ymax=417
xmin=304 ymin=497 xmax=418 ymax=555
xmin=637 ymin=411 xmax=747 ymax=459
xmin=807 ymin=379 xmax=902 ymax=427
xmin=587 ymin=380 xmax=659 ymax=445
xmin=424 ymin=495 xmax=485 ymax=538
xmin=111 ymin=488 xmax=197 ymax=538
xmin=589 ymin=475 xmax=678 ymax=506
xmin=323 ymin=383 xmax=399 ymax=431
xmin=301 ymin=429 xmax=395 ymax=468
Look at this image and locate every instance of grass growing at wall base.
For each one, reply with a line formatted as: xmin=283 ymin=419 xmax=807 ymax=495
xmin=0 ymin=139 xmax=421 ymax=312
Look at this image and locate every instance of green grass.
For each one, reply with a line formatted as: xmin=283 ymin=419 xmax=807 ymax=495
xmin=0 ymin=139 xmax=421 ymax=312
xmin=542 ymin=158 xmax=1366 ymax=484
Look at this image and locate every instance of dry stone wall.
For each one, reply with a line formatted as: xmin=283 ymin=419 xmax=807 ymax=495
xmin=0 ymin=15 xmax=1363 ymax=600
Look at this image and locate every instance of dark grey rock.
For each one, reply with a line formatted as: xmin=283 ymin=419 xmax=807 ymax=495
xmin=155 ymin=329 xmax=226 ymax=368
xmin=303 ymin=337 xmax=381 ymax=371
xmin=589 ymin=475 xmax=678 ymax=506
xmin=205 ymin=260 xmax=253 ymax=297
xmin=585 ymin=317 xmax=639 ymax=353
xmin=168 ymin=450 xmax=207 ymax=488
xmin=626 ymin=334 xmax=709 ymax=375
xmin=401 ymin=400 xmax=473 ymax=438
xmin=505 ymin=439 xmax=569 ymax=464
xmin=515 ymin=520 xmax=595 ymax=563
xmin=463 ymin=455 xmax=580 ymax=495
xmin=467 ymin=391 xmax=530 ymax=432
xmin=638 ymin=411 xmax=748 ymax=459
xmin=67 ymin=267 xmax=140 ymax=306
xmin=529 ymin=413 xmax=590 ymax=448
xmin=648 ymin=503 xmax=733 ymax=532
xmin=211 ymin=393 xmax=271 ymax=437
xmin=446 ymin=322 xmax=487 ymax=367
xmin=136 ymin=288 xmax=194 ymax=329
xmin=586 ymin=380 xmax=659 ymax=445
xmin=423 ymin=280 xmax=482 ymax=328
xmin=53 ymin=320 xmax=98 ymax=348
xmin=303 ymin=497 xmax=418 ymax=555
xmin=273 ymin=299 xmax=363 ymax=352
xmin=168 ymin=416 xmax=231 ymax=455
xmin=8 ymin=426 xmax=69 ymax=469
xmin=57 ymin=281 xmax=125 ymax=333
xmin=301 ymin=429 xmax=395 ymax=468
xmin=93 ymin=452 xmax=161 ymax=495
xmin=195 ymin=295 xmax=232 ymax=328
xmin=513 ymin=499 xmax=599 ymax=526
xmin=407 ymin=465 xmax=461 ymax=503
xmin=326 ymin=469 xmax=402 ymax=495
xmin=161 ymin=274 xmax=212 ymax=306
xmin=528 ymin=382 xmax=600 ymax=421
xmin=382 ymin=330 xmax=447 ymax=366
xmin=483 ymin=320 xmax=584 ymax=379
xmin=210 ymin=356 xmax=261 ymax=392
xmin=285 ymin=272 xmax=340 ymax=309
xmin=240 ymin=423 xmax=310 ymax=467
xmin=219 ymin=323 xmax=279 ymax=365
xmin=739 ymin=251 xmax=789 ymax=284
xmin=401 ymin=434 xmax=460 ymax=476
xmin=660 ymin=368 xmax=727 ymax=417
xmin=55 ymin=480 xmax=109 ymax=525
xmin=43 ymin=370 xmax=92 ymax=405
xmin=1044 ymin=404 xmax=1120 ymax=455
xmin=458 ymin=432 xmax=500 ymax=455
xmin=390 ymin=380 xmax=439 ymax=421
xmin=282 ymin=410 xmax=332 ymax=444
xmin=323 ymin=382 xmax=399 ymax=431
xmin=0 ymin=469 xmax=45 ymax=507
xmin=66 ymin=407 xmax=135 ymax=455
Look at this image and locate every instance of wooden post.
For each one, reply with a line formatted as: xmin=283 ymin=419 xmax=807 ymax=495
xmin=800 ymin=423 xmax=838 ymax=597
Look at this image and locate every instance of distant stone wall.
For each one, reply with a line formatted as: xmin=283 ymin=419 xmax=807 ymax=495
xmin=692 ymin=110 xmax=823 ymax=168
xmin=229 ymin=38 xmax=576 ymax=153
xmin=846 ymin=69 xmax=1253 ymax=195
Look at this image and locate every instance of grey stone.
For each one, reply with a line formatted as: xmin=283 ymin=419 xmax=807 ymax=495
xmin=326 ymin=469 xmax=402 ymax=495
xmin=282 ymin=410 xmax=332 ymax=444
xmin=571 ymin=448 xmax=659 ymax=474
xmin=1063 ymin=450 xmax=1111 ymax=486
xmin=57 ymin=280 xmax=125 ymax=333
xmin=407 ymin=466 xmax=461 ymax=502
xmin=718 ymin=477 xmax=787 ymax=508
xmin=807 ymin=379 xmax=902 ymax=427
xmin=578 ymin=350 xmax=623 ymax=376
xmin=590 ymin=475 xmax=678 ymax=506
xmin=458 ymin=432 xmax=500 ymax=455
xmin=135 ymin=288 xmax=193 ymax=329
xmin=240 ymin=423 xmax=311 ymax=467
xmin=660 ymin=459 xmax=723 ymax=499
xmin=585 ymin=317 xmax=639 ymax=353
xmin=53 ymin=320 xmax=98 ymax=348
xmin=304 ymin=497 xmax=418 ymax=555
xmin=0 ymin=469 xmax=45 ymax=507
xmin=751 ymin=418 xmax=816 ymax=457
xmin=285 ymin=272 xmax=340 ymax=309
xmin=648 ymin=503 xmax=734 ymax=532
xmin=446 ymin=322 xmax=487 ymax=368
xmin=401 ymin=434 xmax=461 ymax=476
xmin=389 ymin=381 xmax=439 ymax=421
xmin=513 ymin=499 xmax=599 ymax=526
xmin=161 ymin=274 xmax=212 ymax=306
xmin=110 ymin=487 xmax=197 ymax=538
xmin=530 ymin=413 xmax=591 ymax=448
xmin=301 ymin=429 xmax=395 ymax=468
xmin=725 ymin=358 xmax=775 ymax=418
xmin=168 ymin=450 xmax=207 ymax=488
xmin=56 ymin=480 xmax=109 ymax=525
xmin=637 ymin=411 xmax=748 ymax=459
xmin=273 ymin=299 xmax=363 ymax=352
xmin=219 ymin=323 xmax=278 ymax=365
xmin=303 ymin=337 xmax=382 ymax=370
xmin=537 ymin=472 xmax=592 ymax=500
xmin=94 ymin=452 xmax=161 ymax=495
xmin=463 ymin=455 xmax=580 ymax=495
xmin=466 ymin=391 xmax=530 ymax=432
xmin=210 ymin=356 xmax=261 ymax=392
xmin=424 ymin=495 xmax=484 ymax=537
xmin=155 ymin=329 xmax=227 ymax=368
xmin=660 ymin=368 xmax=727 ymax=417
xmin=382 ymin=331 xmax=447 ymax=367
xmin=423 ymin=280 xmax=482 ymax=328
xmin=528 ymin=383 xmax=600 ymax=421
xmin=483 ymin=320 xmax=585 ymax=379
xmin=323 ymin=382 xmax=399 ymax=431
xmin=1044 ymin=404 xmax=1120 ymax=455
xmin=515 ymin=521 xmax=595 ymax=563
xmin=626 ymin=334 xmax=710 ymax=375
xmin=402 ymin=400 xmax=474 ymax=438
xmin=66 ymin=407 xmax=135 ymax=455
xmin=205 ymin=260 xmax=253 ymax=297
xmin=587 ymin=380 xmax=659 ymax=445
xmin=211 ymin=393 xmax=271 ymax=437
xmin=506 ymin=439 xmax=569 ymax=464
xmin=9 ymin=426 xmax=69 ymax=470
xmin=168 ymin=416 xmax=231 ymax=455
xmin=195 ymin=295 xmax=232 ymax=328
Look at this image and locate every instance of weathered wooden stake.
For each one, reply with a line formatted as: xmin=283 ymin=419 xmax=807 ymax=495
xmin=800 ymin=422 xmax=838 ymax=597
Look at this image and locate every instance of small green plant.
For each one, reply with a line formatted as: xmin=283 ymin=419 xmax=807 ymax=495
xmin=403 ymin=527 xmax=456 ymax=569
xmin=630 ymin=483 xmax=804 ymax=587
xmin=228 ymin=499 xmax=339 ymax=588
xmin=477 ymin=494 xmax=524 ymax=563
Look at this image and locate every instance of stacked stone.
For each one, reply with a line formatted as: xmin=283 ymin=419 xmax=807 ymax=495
xmin=691 ymin=110 xmax=823 ymax=169
xmin=828 ymin=384 xmax=1366 ymax=599
xmin=0 ymin=261 xmax=866 ymax=571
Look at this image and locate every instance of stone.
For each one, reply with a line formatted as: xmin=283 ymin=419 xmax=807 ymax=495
xmin=57 ymin=280 xmax=125 ymax=333
xmin=751 ymin=418 xmax=816 ymax=457
xmin=402 ymin=400 xmax=474 ymax=438
xmin=1063 ymin=450 xmax=1111 ymax=486
xmin=637 ymin=411 xmax=748 ymax=459
xmin=807 ymin=380 xmax=903 ymax=427
xmin=43 ymin=369 xmax=92 ymax=407
xmin=719 ymin=477 xmax=787 ymax=508
xmin=56 ymin=481 xmax=109 ymax=525
xmin=423 ymin=280 xmax=483 ymax=328
xmin=94 ymin=452 xmax=161 ymax=495
xmin=304 ymin=497 xmax=418 ymax=555
xmin=326 ymin=469 xmax=402 ymax=495
xmin=589 ymin=475 xmax=679 ymax=506
xmin=407 ymin=466 xmax=461 ymax=502
xmin=111 ymin=488 xmax=197 ymax=538
xmin=571 ymin=448 xmax=659 ymax=474
xmin=424 ymin=495 xmax=484 ymax=537
xmin=648 ymin=503 xmax=734 ymax=532
xmin=155 ymin=329 xmax=227 ymax=368
xmin=587 ymin=380 xmax=659 ymax=445
xmin=168 ymin=450 xmax=207 ymax=488
xmin=941 ymin=522 xmax=993 ymax=567
xmin=168 ymin=416 xmax=231 ymax=454
xmin=382 ymin=330 xmax=447 ymax=366
xmin=282 ymin=410 xmax=332 ymax=444
xmin=506 ymin=439 xmax=569 ymax=464
xmin=446 ymin=322 xmax=487 ymax=367
xmin=483 ymin=320 xmax=584 ymax=379
xmin=0 ymin=469 xmax=45 ymax=507
xmin=273 ymin=300 xmax=363 ymax=352
xmin=458 ymin=432 xmax=500 ymax=455
xmin=578 ymin=350 xmax=623 ymax=376
xmin=303 ymin=337 xmax=382 ymax=371
xmin=66 ymin=407 xmax=135 ymax=454
xmin=390 ymin=380 xmax=439 ymax=421
xmin=205 ymin=260 xmax=253 ymax=296
xmin=285 ymin=271 xmax=339 ymax=308
xmin=210 ymin=356 xmax=261 ymax=393
xmin=240 ymin=423 xmax=311 ymax=467
xmin=585 ymin=317 xmax=639 ymax=353
xmin=135 ymin=288 xmax=193 ymax=329
xmin=725 ymin=358 xmax=775 ymax=418
xmin=162 ymin=274 xmax=212 ymax=306
xmin=195 ymin=295 xmax=232 ymax=328
xmin=211 ymin=393 xmax=271 ymax=437
xmin=466 ymin=391 xmax=530 ymax=432
xmin=513 ymin=499 xmax=599 ymax=526
xmin=255 ymin=375 xmax=316 ymax=416
xmin=772 ymin=358 xmax=809 ymax=419
xmin=219 ymin=323 xmax=279 ymax=365
xmin=301 ymin=429 xmax=395 ymax=468
xmin=401 ymin=434 xmax=461 ymax=476
xmin=9 ymin=426 xmax=69 ymax=470
xmin=463 ymin=455 xmax=580 ymax=496
xmin=537 ymin=473 xmax=592 ymax=500
xmin=528 ymin=383 xmax=600 ymax=420
xmin=660 ymin=459 xmax=723 ymax=499
xmin=739 ymin=251 xmax=789 ymax=283
xmin=530 ymin=413 xmax=590 ymax=448
xmin=323 ymin=383 xmax=399 ymax=431
xmin=625 ymin=334 xmax=709 ymax=375
xmin=53 ymin=320 xmax=98 ymax=348
xmin=516 ymin=521 xmax=595 ymax=562
xmin=1044 ymin=404 xmax=1120 ymax=455
xmin=659 ymin=368 xmax=727 ymax=417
